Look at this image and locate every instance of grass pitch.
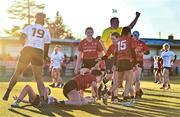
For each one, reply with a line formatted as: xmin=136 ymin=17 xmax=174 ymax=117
xmin=0 ymin=76 xmax=180 ymax=117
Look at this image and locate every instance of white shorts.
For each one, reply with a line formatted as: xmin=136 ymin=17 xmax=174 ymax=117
xmin=52 ymin=66 xmax=61 ymax=70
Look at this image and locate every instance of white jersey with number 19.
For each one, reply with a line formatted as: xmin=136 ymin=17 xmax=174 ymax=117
xmin=22 ymin=24 xmax=51 ymax=50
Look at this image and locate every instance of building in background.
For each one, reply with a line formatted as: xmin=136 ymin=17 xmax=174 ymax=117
xmin=1 ymin=37 xmax=180 ymax=76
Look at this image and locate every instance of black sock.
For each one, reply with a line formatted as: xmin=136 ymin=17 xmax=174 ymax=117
xmin=59 ymin=100 xmax=65 ymax=104
xmin=123 ymin=96 xmax=128 ymax=101
xmin=107 ymin=91 xmax=111 ymax=96
xmin=40 ymin=96 xmax=44 ymax=101
xmin=103 ymin=78 xmax=108 ymax=84
xmin=16 ymin=99 xmax=21 ymax=103
xmin=7 ymin=88 xmax=11 ymax=93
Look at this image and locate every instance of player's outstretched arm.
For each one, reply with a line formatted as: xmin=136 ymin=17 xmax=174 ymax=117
xmin=128 ymin=12 xmax=140 ymax=29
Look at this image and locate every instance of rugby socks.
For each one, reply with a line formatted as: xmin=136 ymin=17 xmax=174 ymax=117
xmin=123 ymin=96 xmax=128 ymax=101
xmin=15 ymin=99 xmax=21 ymax=104
xmin=103 ymin=77 xmax=108 ymax=84
xmin=3 ymin=88 xmax=11 ymax=100
xmin=107 ymin=91 xmax=111 ymax=96
xmin=59 ymin=100 xmax=65 ymax=105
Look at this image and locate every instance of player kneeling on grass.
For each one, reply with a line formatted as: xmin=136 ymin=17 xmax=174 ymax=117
xmin=58 ymin=69 xmax=102 ymax=106
xmin=11 ymin=85 xmax=57 ymax=107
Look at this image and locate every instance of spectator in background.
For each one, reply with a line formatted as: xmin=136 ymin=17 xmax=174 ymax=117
xmin=160 ymin=43 xmax=176 ymax=90
xmin=49 ymin=45 xmax=64 ymax=88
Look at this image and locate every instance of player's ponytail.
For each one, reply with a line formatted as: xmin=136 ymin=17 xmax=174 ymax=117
xmin=121 ymin=27 xmax=131 ymax=36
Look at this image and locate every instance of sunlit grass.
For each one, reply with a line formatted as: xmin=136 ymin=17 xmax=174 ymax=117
xmin=0 ymin=76 xmax=180 ymax=117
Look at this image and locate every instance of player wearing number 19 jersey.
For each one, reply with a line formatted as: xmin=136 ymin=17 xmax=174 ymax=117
xmin=3 ymin=13 xmax=51 ymax=105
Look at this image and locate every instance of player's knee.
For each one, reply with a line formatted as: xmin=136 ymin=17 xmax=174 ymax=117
xmin=24 ymin=85 xmax=31 ymax=90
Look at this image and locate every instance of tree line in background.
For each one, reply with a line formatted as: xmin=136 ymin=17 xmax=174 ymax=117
xmin=4 ymin=0 xmax=74 ymax=39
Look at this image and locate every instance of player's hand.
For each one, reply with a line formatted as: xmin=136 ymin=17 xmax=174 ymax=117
xmin=13 ymin=95 xmax=18 ymax=100
xmin=74 ymin=68 xmax=78 ymax=75
xmin=136 ymin=12 xmax=140 ymax=17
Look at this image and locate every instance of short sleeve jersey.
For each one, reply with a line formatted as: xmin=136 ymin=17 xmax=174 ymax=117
xmin=116 ymin=36 xmax=137 ymax=61
xmin=101 ymin=27 xmax=122 ymax=49
xmin=161 ymin=50 xmax=175 ymax=67
xmin=22 ymin=24 xmax=51 ymax=50
xmin=105 ymin=44 xmax=116 ymax=57
xmin=135 ymin=40 xmax=149 ymax=61
xmin=73 ymin=74 xmax=96 ymax=91
xmin=50 ymin=52 xmax=64 ymax=67
xmin=78 ymin=38 xmax=103 ymax=59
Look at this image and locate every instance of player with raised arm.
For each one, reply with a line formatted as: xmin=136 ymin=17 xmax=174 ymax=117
xmin=100 ymin=12 xmax=140 ymax=98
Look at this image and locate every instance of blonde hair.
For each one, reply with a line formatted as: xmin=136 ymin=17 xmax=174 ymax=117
xmin=162 ymin=43 xmax=170 ymax=50
xmin=54 ymin=45 xmax=61 ymax=50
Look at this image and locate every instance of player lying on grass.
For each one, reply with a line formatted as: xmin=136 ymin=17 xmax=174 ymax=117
xmin=11 ymin=85 xmax=57 ymax=107
xmin=58 ymin=69 xmax=102 ymax=106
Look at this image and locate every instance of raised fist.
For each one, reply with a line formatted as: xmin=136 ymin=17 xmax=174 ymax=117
xmin=136 ymin=12 xmax=140 ymax=17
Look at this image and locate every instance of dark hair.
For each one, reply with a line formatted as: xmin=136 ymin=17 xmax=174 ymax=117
xmin=96 ymin=36 xmax=101 ymax=40
xmin=111 ymin=32 xmax=120 ymax=38
xmin=85 ymin=27 xmax=94 ymax=33
xmin=70 ymin=56 xmax=74 ymax=61
xmin=91 ymin=69 xmax=102 ymax=76
xmin=121 ymin=27 xmax=131 ymax=36
xmin=110 ymin=17 xmax=119 ymax=24
xmin=47 ymin=87 xmax=51 ymax=95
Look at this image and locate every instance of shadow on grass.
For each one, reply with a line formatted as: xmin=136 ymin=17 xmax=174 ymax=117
xmin=8 ymin=103 xmax=150 ymax=117
xmin=143 ymin=87 xmax=180 ymax=94
xmin=8 ymin=104 xmax=74 ymax=117
xmin=8 ymin=99 xmax=180 ymax=117
xmin=8 ymin=108 xmax=31 ymax=117
xmin=134 ymin=100 xmax=180 ymax=116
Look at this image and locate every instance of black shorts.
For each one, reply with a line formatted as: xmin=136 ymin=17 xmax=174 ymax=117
xmin=82 ymin=59 xmax=97 ymax=69
xmin=154 ymin=68 xmax=158 ymax=71
xmin=31 ymin=95 xmax=40 ymax=106
xmin=105 ymin=58 xmax=114 ymax=74
xmin=116 ymin=60 xmax=133 ymax=72
xmin=164 ymin=67 xmax=171 ymax=71
xmin=137 ymin=61 xmax=143 ymax=69
xmin=63 ymin=80 xmax=78 ymax=99
xmin=157 ymin=68 xmax=163 ymax=73
xmin=19 ymin=47 xmax=43 ymax=66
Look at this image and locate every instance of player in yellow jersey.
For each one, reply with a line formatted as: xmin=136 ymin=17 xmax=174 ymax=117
xmin=100 ymin=12 xmax=140 ymax=102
